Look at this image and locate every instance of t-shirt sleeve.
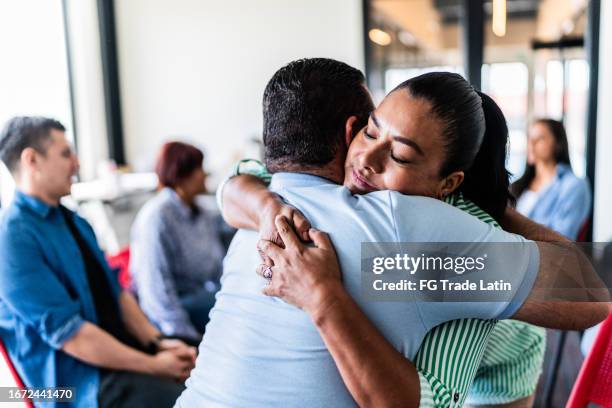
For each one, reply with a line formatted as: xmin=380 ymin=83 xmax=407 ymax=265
xmin=215 ymin=159 xmax=271 ymax=211
xmin=388 ymin=192 xmax=540 ymax=325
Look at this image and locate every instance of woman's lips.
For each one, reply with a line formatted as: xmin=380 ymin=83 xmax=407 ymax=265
xmin=351 ymin=169 xmax=377 ymax=191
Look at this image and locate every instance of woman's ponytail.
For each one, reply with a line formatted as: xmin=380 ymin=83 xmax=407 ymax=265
xmin=460 ymin=92 xmax=514 ymax=221
xmin=395 ymin=74 xmax=513 ymax=222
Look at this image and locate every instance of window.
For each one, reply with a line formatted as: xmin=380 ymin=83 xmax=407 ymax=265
xmin=0 ymin=0 xmax=73 ymax=140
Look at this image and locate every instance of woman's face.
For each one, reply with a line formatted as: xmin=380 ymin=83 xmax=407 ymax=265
xmin=343 ymin=90 xmax=453 ymax=198
xmin=527 ymin=122 xmax=556 ymax=165
xmin=179 ymin=166 xmax=208 ymax=197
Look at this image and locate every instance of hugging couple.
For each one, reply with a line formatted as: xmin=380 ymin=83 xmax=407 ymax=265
xmin=175 ymin=58 xmax=609 ymax=407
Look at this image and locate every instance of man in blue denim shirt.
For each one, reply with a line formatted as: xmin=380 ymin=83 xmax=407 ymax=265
xmin=0 ymin=117 xmax=196 ymax=407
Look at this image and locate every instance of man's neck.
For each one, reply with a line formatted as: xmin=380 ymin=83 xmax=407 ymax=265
xmin=271 ymin=158 xmax=345 ymax=185
xmin=298 ymin=168 xmax=343 ymax=185
xmin=19 ymin=183 xmax=60 ymax=207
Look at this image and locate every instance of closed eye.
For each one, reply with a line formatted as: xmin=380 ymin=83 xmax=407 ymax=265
xmin=364 ymin=130 xmax=376 ymax=140
xmin=391 ymin=154 xmax=411 ymax=164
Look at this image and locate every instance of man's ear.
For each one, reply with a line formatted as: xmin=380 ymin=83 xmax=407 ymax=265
xmin=20 ymin=147 xmax=38 ymax=171
xmin=438 ymin=171 xmax=465 ymax=199
xmin=344 ymin=116 xmax=359 ymax=147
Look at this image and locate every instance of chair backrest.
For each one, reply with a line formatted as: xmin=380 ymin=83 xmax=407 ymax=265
xmin=107 ymin=246 xmax=131 ymax=289
xmin=0 ymin=338 xmax=33 ymax=408
xmin=576 ymin=218 xmax=590 ymax=243
xmin=567 ymin=311 xmax=612 ymax=407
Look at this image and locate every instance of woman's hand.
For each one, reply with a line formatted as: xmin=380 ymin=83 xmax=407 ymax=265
xmin=256 ymin=215 xmax=343 ymax=318
xmin=260 ymin=196 xmax=311 ymax=245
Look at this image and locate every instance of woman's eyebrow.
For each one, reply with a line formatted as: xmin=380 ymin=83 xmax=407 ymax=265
xmin=371 ymin=112 xmax=424 ymax=156
xmin=393 ymin=137 xmax=424 ymax=156
xmin=369 ymin=112 xmax=380 ymax=128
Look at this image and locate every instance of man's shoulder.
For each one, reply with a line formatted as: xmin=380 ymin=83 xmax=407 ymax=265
xmin=0 ymin=201 xmax=35 ymax=235
xmin=386 ymin=192 xmax=504 ymax=241
xmin=0 ymin=204 xmax=40 ymax=254
xmin=385 ymin=191 xmax=470 ymax=219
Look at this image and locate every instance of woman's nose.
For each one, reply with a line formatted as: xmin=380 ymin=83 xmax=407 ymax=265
xmin=359 ymin=143 xmax=385 ymax=174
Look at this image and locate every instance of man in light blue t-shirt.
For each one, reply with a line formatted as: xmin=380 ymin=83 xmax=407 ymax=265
xmin=176 ymin=59 xmax=608 ymax=408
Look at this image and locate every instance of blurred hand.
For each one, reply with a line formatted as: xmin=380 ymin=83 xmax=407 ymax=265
xmin=157 ymin=338 xmax=194 ymax=353
xmin=256 ymin=215 xmax=342 ymax=315
xmin=152 ymin=346 xmax=196 ymax=382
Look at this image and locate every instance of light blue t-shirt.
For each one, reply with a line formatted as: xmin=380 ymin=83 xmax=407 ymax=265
xmin=176 ymin=173 xmax=539 ymax=408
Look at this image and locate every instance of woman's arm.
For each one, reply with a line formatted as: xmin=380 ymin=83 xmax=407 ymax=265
xmin=258 ymin=215 xmax=423 ymax=408
xmin=221 ymin=174 xmax=274 ymax=231
xmin=221 ymin=174 xmax=311 ymax=242
xmin=501 ymin=207 xmax=569 ymax=243
xmin=309 ymin=282 xmax=422 ymax=408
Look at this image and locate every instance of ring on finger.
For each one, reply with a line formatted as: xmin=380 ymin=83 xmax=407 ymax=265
xmin=262 ymin=265 xmax=273 ymax=280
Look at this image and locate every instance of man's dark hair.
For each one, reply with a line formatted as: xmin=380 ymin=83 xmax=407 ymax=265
xmin=262 ymin=58 xmax=374 ymax=172
xmin=0 ymin=116 xmax=66 ymax=173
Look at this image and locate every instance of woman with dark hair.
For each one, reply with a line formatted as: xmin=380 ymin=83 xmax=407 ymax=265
xmin=512 ymin=119 xmax=591 ymax=240
xmin=220 ymin=73 xmax=548 ymax=407
xmin=130 ymin=141 xmax=225 ymax=344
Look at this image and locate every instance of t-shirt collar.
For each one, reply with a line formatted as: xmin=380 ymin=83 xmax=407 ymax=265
xmin=269 ymin=172 xmax=337 ymax=192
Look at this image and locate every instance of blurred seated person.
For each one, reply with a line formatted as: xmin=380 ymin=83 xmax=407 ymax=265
xmin=512 ymin=119 xmax=591 ymax=240
xmin=0 ymin=117 xmax=196 ymax=408
xmin=130 ymin=142 xmax=225 ymax=344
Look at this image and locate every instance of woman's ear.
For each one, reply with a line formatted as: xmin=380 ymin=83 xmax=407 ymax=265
xmin=344 ymin=116 xmax=359 ymax=147
xmin=438 ymin=171 xmax=465 ymax=199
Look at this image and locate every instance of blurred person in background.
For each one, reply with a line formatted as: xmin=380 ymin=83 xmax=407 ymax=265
xmin=0 ymin=117 xmax=195 ymax=408
xmin=513 ymin=119 xmax=595 ymax=390
xmin=130 ymin=142 xmax=225 ymax=345
xmin=512 ymin=119 xmax=591 ymax=240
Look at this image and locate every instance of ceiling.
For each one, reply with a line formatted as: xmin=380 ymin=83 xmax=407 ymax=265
xmin=371 ymin=0 xmax=587 ymax=49
xmin=432 ymin=0 xmax=542 ymax=24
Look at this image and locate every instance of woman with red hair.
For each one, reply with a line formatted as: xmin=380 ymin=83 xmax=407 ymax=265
xmin=130 ymin=142 xmax=225 ymax=344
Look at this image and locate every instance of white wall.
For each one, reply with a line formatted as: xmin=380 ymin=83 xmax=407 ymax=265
xmin=114 ymin=0 xmax=364 ymax=184
xmin=593 ymin=0 xmax=612 ymax=242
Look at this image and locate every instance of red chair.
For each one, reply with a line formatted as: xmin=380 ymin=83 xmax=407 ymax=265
xmin=542 ymin=218 xmax=592 ymax=406
xmin=576 ymin=218 xmax=590 ymax=243
xmin=107 ymin=247 xmax=131 ymax=290
xmin=567 ymin=311 xmax=612 ymax=407
xmin=0 ymin=338 xmax=33 ymax=408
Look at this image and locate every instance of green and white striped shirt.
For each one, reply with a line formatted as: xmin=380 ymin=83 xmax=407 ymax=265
xmin=415 ymin=194 xmax=546 ymax=407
